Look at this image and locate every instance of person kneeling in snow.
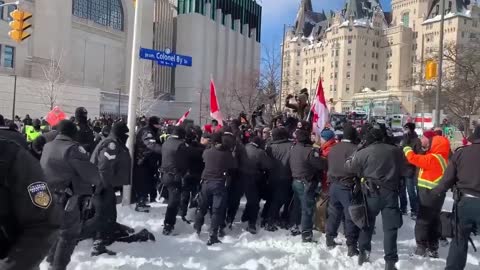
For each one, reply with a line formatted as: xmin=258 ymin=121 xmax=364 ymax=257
xmin=87 ymin=122 xmax=155 ymax=256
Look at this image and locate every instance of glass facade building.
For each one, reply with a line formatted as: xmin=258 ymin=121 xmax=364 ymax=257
xmin=177 ymin=0 xmax=261 ymax=42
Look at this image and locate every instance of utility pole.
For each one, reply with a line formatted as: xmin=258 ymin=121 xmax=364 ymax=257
xmin=123 ymin=0 xmax=145 ymax=205
xmin=435 ymin=0 xmax=446 ymax=127
xmin=117 ymin=88 xmax=121 ymax=118
xmin=11 ymin=74 xmax=17 ymax=119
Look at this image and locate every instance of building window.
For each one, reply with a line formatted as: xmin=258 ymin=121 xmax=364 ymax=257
xmin=335 ymin=72 xmax=338 ymax=79
xmin=462 ymin=32 xmax=465 ymax=38
xmin=375 ymin=75 xmax=378 ymax=81
xmin=371 ymin=74 xmax=374 ymax=81
xmin=4 ymin=45 xmax=14 ymax=68
xmin=72 ymin=0 xmax=124 ymax=31
xmin=388 ymin=73 xmax=392 ymax=80
xmin=346 ymin=84 xmax=350 ymax=92
xmin=402 ymin=12 xmax=410 ymax=27
xmin=371 ymin=63 xmax=375 ymax=69
xmin=375 ymin=64 xmax=378 ymax=69
xmin=330 ymin=85 xmax=333 ymax=92
xmin=335 ymin=61 xmax=338 ymax=68
xmin=348 ymin=38 xmax=352 ymax=44
xmin=348 ymin=49 xmax=352 ymax=56
xmin=347 ymin=60 xmax=351 ymax=67
xmin=336 ymin=49 xmax=339 ymax=56
xmin=347 ymin=72 xmax=351 ymax=79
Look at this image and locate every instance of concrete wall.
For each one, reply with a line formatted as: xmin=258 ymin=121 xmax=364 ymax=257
xmin=174 ymin=4 xmax=261 ymax=123
xmin=0 ymin=75 xmax=100 ymax=119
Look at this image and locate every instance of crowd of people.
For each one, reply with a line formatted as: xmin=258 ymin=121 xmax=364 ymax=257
xmin=0 ymin=105 xmax=479 ymax=270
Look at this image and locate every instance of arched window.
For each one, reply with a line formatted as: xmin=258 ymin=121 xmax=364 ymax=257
xmin=402 ymin=12 xmax=410 ymax=27
xmin=73 ymin=0 xmax=124 ymax=31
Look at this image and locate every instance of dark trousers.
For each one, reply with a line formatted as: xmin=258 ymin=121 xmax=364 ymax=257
xmin=194 ymin=180 xmax=228 ymax=236
xmin=162 ymin=173 xmax=182 ymax=227
xmin=399 ymin=176 xmax=418 ymax=213
xmin=446 ymin=197 xmax=480 ymax=270
xmin=242 ymin=174 xmax=261 ymax=225
xmin=47 ymin=199 xmax=83 ymax=270
xmin=133 ymin=164 xmax=157 ymax=203
xmin=326 ymin=182 xmax=360 ymax=247
xmin=262 ymin=179 xmax=291 ymax=224
xmin=292 ymin=179 xmax=317 ymax=233
xmin=415 ymin=188 xmax=445 ymax=250
xmin=226 ymin=175 xmax=244 ymax=224
xmin=359 ymin=188 xmax=402 ymax=263
xmin=179 ymin=174 xmax=200 ymax=217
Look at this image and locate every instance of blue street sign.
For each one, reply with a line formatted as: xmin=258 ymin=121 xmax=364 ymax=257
xmin=139 ymin=47 xmax=192 ymax=68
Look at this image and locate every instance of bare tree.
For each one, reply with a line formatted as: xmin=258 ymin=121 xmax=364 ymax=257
xmin=136 ymin=62 xmax=162 ymax=117
xmin=260 ymin=44 xmax=283 ymax=121
xmin=38 ymin=50 xmax=66 ymax=110
xmin=417 ymin=42 xmax=480 ymax=136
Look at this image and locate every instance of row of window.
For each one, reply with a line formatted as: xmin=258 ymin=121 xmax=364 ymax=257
xmin=72 ymin=0 xmax=124 ymax=31
xmin=0 ymin=1 xmax=17 ymax=22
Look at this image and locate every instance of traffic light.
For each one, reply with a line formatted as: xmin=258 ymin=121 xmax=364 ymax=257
xmin=425 ymin=59 xmax=438 ymax=80
xmin=8 ymin=9 xmax=32 ymax=43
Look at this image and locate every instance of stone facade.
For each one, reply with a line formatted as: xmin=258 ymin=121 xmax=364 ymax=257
xmin=282 ymin=0 xmax=480 ymax=115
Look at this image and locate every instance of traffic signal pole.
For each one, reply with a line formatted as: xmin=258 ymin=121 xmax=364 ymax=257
xmin=435 ymin=0 xmax=446 ymax=127
xmin=123 ymin=0 xmax=144 ymax=205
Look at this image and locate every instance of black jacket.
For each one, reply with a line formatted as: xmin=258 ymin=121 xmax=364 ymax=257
xmin=289 ymin=143 xmax=326 ymax=180
xmin=0 ymin=126 xmax=28 ymax=149
xmin=41 ymin=135 xmax=101 ymax=195
xmin=74 ymin=122 xmax=95 ymax=155
xmin=244 ymin=143 xmax=273 ymax=176
xmin=0 ymin=139 xmax=58 ymax=270
xmin=400 ymin=132 xmax=422 ymax=178
xmin=201 ymin=146 xmax=237 ymax=181
xmin=434 ymin=141 xmax=480 ymax=197
xmin=346 ymin=142 xmax=404 ymax=191
xmin=327 ymin=141 xmax=358 ymax=188
xmin=134 ymin=126 xmax=162 ymax=166
xmin=266 ymin=139 xmax=292 ymax=181
xmin=160 ymin=136 xmax=189 ymax=174
xmin=90 ymin=136 xmax=131 ymax=188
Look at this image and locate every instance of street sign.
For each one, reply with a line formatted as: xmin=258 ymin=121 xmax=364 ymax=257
xmin=139 ymin=47 xmax=192 ymax=68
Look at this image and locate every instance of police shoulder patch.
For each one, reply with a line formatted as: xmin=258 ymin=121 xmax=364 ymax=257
xmin=108 ymin=142 xmax=116 ymax=150
xmin=78 ymin=146 xmax=87 ymax=154
xmin=27 ymin=182 xmax=52 ymax=209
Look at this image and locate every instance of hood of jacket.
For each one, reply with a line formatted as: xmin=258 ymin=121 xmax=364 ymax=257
xmin=428 ymin=136 xmax=450 ymax=160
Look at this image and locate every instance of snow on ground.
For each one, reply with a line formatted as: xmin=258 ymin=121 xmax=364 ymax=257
xmin=42 ymin=195 xmax=479 ymax=270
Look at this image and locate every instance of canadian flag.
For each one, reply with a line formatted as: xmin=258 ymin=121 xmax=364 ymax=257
xmin=311 ymin=77 xmax=329 ymax=134
xmin=175 ymin=108 xmax=191 ymax=126
xmin=210 ymin=78 xmax=224 ymax=127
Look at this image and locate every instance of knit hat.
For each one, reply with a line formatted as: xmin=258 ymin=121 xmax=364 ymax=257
xmin=320 ymin=129 xmax=335 ymax=141
xmin=58 ymin=120 xmax=77 ymax=138
xmin=468 ymin=126 xmax=480 ymax=142
xmin=404 ymin=123 xmax=416 ymax=132
xmin=423 ymin=130 xmax=436 ymax=140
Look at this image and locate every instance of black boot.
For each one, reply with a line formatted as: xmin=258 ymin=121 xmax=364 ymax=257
xmin=207 ymin=234 xmax=222 ymax=246
xmin=301 ymin=231 xmax=314 ymax=243
xmin=427 ymin=248 xmax=439 ymax=258
xmin=326 ymin=237 xmax=340 ymax=248
xmin=358 ymin=250 xmax=370 ymax=265
xmin=246 ymin=224 xmax=257 ymax=235
xmin=162 ymin=224 xmax=174 ymax=236
xmin=347 ymin=246 xmax=359 ymax=257
xmin=413 ymin=246 xmax=427 ymax=257
xmin=264 ymin=223 xmax=278 ymax=232
xmin=385 ymin=261 xmax=398 ymax=270
xmin=135 ymin=199 xmax=150 ymax=213
xmin=290 ymin=226 xmax=301 ymax=236
xmin=91 ymin=243 xmax=116 ymax=256
xmin=218 ymin=228 xmax=226 ymax=238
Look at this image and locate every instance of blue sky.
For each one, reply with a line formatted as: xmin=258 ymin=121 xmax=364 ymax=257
xmin=260 ymin=0 xmax=391 ymax=49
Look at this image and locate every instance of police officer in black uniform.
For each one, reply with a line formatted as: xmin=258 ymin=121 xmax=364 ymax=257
xmin=433 ymin=126 xmax=480 ymax=270
xmin=89 ymin=122 xmax=131 ymax=256
xmin=0 ymin=138 xmax=58 ymax=270
xmin=0 ymin=114 xmax=28 ymax=149
xmin=289 ymin=129 xmax=326 ymax=242
xmin=325 ymin=124 xmax=360 ymax=256
xmin=263 ymin=127 xmax=293 ymax=231
xmin=345 ymin=125 xmax=404 ymax=270
xmin=242 ymin=136 xmax=272 ymax=234
xmin=74 ymin=107 xmax=95 ymax=154
xmin=179 ymin=128 xmax=205 ymax=223
xmin=134 ymin=116 xmax=162 ymax=212
xmin=41 ymin=120 xmax=101 ymax=270
xmin=160 ymin=126 xmax=191 ymax=235
xmin=194 ymin=132 xmax=237 ymax=245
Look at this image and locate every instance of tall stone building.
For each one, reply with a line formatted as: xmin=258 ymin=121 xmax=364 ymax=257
xmin=282 ymin=0 xmax=480 ymax=115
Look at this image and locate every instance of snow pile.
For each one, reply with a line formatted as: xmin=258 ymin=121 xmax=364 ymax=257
xmin=41 ymin=196 xmax=479 ymax=270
